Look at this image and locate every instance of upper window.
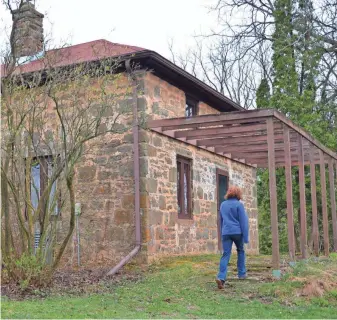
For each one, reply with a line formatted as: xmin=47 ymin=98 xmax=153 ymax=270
xmin=177 ymin=156 xmax=192 ymax=219
xmin=185 ymin=96 xmax=198 ymax=117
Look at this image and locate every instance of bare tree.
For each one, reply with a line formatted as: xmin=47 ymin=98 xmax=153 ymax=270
xmin=1 ymin=2 xmax=140 ymax=287
xmin=169 ymin=37 xmax=268 ymax=109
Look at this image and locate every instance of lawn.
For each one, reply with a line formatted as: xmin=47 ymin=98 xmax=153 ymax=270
xmin=2 ymin=254 xmax=337 ymax=319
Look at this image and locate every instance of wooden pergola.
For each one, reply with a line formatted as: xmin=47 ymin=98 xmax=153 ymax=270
xmin=148 ymin=109 xmax=337 ymax=269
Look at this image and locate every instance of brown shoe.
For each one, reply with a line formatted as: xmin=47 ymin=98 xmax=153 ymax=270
xmin=216 ymin=279 xmax=225 ymax=289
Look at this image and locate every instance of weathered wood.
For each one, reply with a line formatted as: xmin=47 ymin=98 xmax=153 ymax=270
xmin=197 ymin=134 xmax=283 ymax=147
xmin=174 ymin=123 xmax=283 ymax=140
xmin=161 ymin=116 xmax=269 ymax=131
xmin=274 ymin=110 xmax=337 ymax=160
xmin=214 ymin=141 xmax=309 ymax=154
xmin=298 ymin=135 xmax=307 ymax=259
xmin=148 ymin=108 xmax=274 ymax=128
xmin=267 ymin=118 xmax=280 ymax=269
xmin=310 ymin=147 xmax=319 ymax=256
xmin=328 ymin=158 xmax=337 ymax=251
xmin=284 ymin=126 xmax=296 ymax=260
xmin=319 ymin=150 xmax=329 ymax=256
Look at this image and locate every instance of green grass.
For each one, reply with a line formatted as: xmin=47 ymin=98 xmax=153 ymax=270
xmin=2 ymin=254 xmax=337 ymax=319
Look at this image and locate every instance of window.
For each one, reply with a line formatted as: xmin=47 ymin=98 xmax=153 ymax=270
xmin=185 ymin=96 xmax=198 ymax=117
xmin=29 ymin=156 xmax=59 ymax=217
xmin=177 ymin=156 xmax=192 ymax=219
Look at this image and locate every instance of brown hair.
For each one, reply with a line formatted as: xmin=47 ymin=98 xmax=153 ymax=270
xmin=225 ymin=186 xmax=242 ymax=200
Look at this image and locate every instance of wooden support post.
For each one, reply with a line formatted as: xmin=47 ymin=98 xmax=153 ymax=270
xmin=319 ymin=150 xmax=329 ymax=256
xmin=283 ymin=125 xmax=295 ymax=260
xmin=267 ymin=119 xmax=280 ymax=269
xmin=298 ymin=135 xmax=307 ymax=259
xmin=310 ymin=148 xmax=319 ymax=256
xmin=328 ymin=158 xmax=337 ymax=251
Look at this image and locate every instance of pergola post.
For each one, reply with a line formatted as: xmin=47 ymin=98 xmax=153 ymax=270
xmin=319 ymin=150 xmax=329 ymax=256
xmin=298 ymin=135 xmax=307 ymax=259
xmin=310 ymin=148 xmax=319 ymax=256
xmin=283 ymin=125 xmax=295 ymax=260
xmin=267 ymin=118 xmax=280 ymax=269
xmin=328 ymin=158 xmax=337 ymax=251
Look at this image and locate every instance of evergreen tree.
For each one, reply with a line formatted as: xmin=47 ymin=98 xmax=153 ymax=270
xmin=256 ymin=78 xmax=271 ymax=109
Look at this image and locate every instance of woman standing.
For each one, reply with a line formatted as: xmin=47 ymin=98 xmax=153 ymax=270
xmin=216 ymin=186 xmax=249 ymax=289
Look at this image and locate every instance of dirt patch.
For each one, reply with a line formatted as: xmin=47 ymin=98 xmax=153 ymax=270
xmin=300 ymin=279 xmax=337 ymax=297
xmin=1 ymin=267 xmax=142 ymax=300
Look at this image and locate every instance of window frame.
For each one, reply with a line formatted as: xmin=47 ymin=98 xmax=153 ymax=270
xmin=25 ymin=155 xmax=60 ymax=220
xmin=177 ymin=155 xmax=193 ymax=219
xmin=185 ymin=95 xmax=198 ymax=117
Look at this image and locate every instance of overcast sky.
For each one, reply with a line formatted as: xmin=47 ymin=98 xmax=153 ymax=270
xmin=0 ymin=0 xmax=218 ymax=59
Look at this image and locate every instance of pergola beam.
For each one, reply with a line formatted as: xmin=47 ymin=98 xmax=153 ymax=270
xmin=214 ymin=142 xmax=310 ymax=154
xmin=328 ymin=158 xmax=337 ymax=251
xmin=298 ymin=135 xmax=307 ymax=259
xmin=267 ymin=118 xmax=280 ymax=269
xmin=197 ymin=133 xmax=286 ymax=147
xmin=284 ymin=126 xmax=296 ymax=260
xmin=320 ymin=150 xmax=330 ymax=256
xmin=310 ymin=147 xmax=319 ymax=256
xmin=148 ymin=108 xmax=275 ymax=128
xmin=175 ymin=123 xmax=283 ymax=140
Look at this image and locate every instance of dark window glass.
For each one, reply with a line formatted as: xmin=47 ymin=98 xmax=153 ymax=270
xmin=177 ymin=156 xmax=192 ymax=219
xmin=185 ymin=97 xmax=198 ymax=117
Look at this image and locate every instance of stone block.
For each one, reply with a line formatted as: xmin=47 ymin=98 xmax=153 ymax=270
xmin=148 ymin=210 xmax=164 ymax=225
xmin=156 ymin=227 xmax=164 ymax=240
xmin=196 ymin=229 xmax=209 ymax=240
xmin=176 ymin=148 xmax=192 ymax=158
xmin=140 ymin=145 xmax=157 ymax=157
xmin=140 ymin=178 xmax=157 ymax=193
xmin=119 ymin=162 xmax=134 ymax=177
xmin=154 ymin=86 xmax=161 ymax=98
xmin=193 ymin=201 xmax=200 ymax=214
xmin=122 ymin=194 xmax=135 ymax=209
xmin=211 ymin=229 xmax=218 ymax=239
xmin=159 ymin=195 xmax=166 ymax=210
xmin=140 ymin=158 xmax=148 ymax=177
xmin=169 ymin=167 xmax=177 ymax=182
xmin=115 ymin=144 xmax=133 ymax=154
xmin=97 ymin=170 xmax=118 ymax=181
xmin=140 ymin=194 xmax=150 ymax=208
xmin=210 ymin=202 xmax=217 ymax=214
xmin=165 ymin=157 xmax=172 ymax=165
xmin=123 ymin=133 xmax=133 ymax=143
xmin=197 ymin=187 xmax=203 ymax=199
xmin=94 ymin=183 xmax=112 ymax=195
xmin=108 ymin=227 xmax=125 ymax=241
xmin=108 ymin=154 xmax=123 ymax=163
xmin=153 ymin=136 xmax=162 ymax=147
xmin=207 ymin=241 xmax=216 ymax=252
xmin=137 ymin=97 xmax=147 ymax=112
xmin=114 ymin=209 xmax=131 ymax=224
xmin=77 ymin=166 xmax=96 ymax=182
xmin=93 ymin=157 xmax=108 ymax=166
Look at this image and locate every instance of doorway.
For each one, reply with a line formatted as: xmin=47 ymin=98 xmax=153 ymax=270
xmin=216 ymin=169 xmax=229 ymax=250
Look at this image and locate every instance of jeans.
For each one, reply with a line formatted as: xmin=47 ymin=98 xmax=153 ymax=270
xmin=217 ymin=234 xmax=246 ymax=281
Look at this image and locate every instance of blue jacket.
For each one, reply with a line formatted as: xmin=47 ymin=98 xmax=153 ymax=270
xmin=219 ymin=198 xmax=249 ymax=243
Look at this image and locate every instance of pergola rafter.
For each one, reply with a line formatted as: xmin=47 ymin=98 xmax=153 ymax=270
xmin=148 ymin=109 xmax=337 ymax=269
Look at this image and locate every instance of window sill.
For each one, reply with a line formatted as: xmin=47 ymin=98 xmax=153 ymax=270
xmin=177 ymin=214 xmax=194 ymax=225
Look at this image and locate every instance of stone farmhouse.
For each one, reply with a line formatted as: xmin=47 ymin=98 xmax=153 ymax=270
xmin=3 ymin=2 xmax=336 ymax=273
